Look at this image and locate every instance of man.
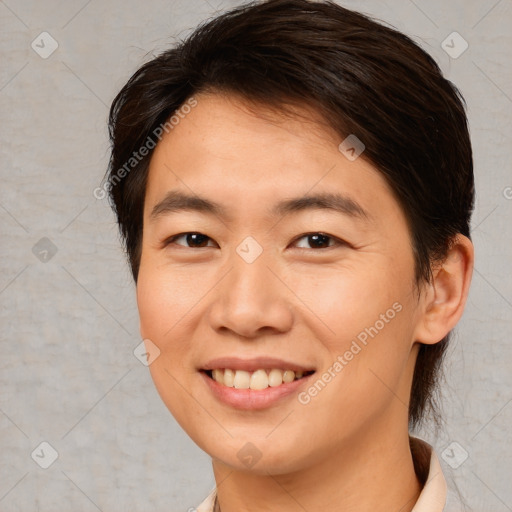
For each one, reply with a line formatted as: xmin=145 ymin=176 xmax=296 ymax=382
xmin=106 ymin=1 xmax=474 ymax=510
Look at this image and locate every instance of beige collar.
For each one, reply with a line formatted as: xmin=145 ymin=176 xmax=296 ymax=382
xmin=410 ymin=438 xmax=447 ymax=512
xmin=197 ymin=437 xmax=447 ymax=512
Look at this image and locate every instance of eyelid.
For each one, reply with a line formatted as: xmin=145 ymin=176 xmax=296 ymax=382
xmin=163 ymin=231 xmax=348 ymax=250
xmin=290 ymin=232 xmax=348 ymax=249
xmin=163 ymin=232 xmax=217 ymax=248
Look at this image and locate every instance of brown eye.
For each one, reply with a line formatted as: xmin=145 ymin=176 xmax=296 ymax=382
xmin=294 ymin=233 xmax=339 ymax=249
xmin=166 ymin=232 xmax=215 ymax=248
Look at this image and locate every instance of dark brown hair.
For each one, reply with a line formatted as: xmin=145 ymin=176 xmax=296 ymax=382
xmin=106 ymin=0 xmax=474 ymax=428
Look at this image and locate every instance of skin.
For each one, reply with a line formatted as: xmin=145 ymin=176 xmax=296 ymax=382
xmin=136 ymin=92 xmax=473 ymax=512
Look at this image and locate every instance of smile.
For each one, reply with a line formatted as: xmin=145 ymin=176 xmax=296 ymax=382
xmin=206 ymin=368 xmax=315 ymax=390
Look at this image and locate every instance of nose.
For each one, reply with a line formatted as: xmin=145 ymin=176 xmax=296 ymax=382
xmin=206 ymin=256 xmax=294 ymax=339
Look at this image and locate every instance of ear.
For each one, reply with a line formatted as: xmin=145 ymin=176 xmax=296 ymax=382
xmin=413 ymin=234 xmax=474 ymax=345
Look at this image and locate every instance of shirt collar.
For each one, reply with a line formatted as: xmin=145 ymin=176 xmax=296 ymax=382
xmin=410 ymin=437 xmax=448 ymax=512
xmin=197 ymin=437 xmax=447 ymax=512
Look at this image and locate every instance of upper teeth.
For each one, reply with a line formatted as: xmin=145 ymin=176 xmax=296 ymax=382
xmin=211 ymin=368 xmax=305 ymax=390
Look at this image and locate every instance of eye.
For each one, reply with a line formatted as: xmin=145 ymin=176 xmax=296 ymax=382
xmin=292 ymin=232 xmax=344 ymax=249
xmin=164 ymin=232 xmax=216 ymax=248
xmin=163 ymin=232 xmax=346 ymax=250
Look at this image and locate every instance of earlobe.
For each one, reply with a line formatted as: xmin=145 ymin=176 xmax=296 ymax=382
xmin=414 ymin=235 xmax=474 ymax=345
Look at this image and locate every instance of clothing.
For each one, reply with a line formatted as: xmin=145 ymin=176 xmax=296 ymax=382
xmin=196 ymin=437 xmax=455 ymax=512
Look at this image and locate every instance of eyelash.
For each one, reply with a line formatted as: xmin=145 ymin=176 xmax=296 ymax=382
xmin=163 ymin=232 xmax=347 ymax=250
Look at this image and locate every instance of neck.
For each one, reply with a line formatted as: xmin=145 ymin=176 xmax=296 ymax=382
xmin=211 ymin=419 xmax=422 ymax=512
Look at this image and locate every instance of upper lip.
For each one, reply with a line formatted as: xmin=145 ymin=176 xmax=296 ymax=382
xmin=201 ymin=356 xmax=315 ymax=373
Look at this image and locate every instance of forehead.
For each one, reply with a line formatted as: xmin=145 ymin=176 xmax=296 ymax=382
xmin=144 ymin=93 xmax=404 ymax=230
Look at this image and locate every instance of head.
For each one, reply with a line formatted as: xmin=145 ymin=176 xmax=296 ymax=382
xmin=106 ymin=0 xmax=473 ymax=472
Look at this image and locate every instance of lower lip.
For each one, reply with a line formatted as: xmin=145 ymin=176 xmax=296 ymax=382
xmin=200 ymin=371 xmax=315 ymax=410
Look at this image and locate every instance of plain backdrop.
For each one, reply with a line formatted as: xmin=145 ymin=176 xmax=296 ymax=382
xmin=0 ymin=0 xmax=511 ymax=511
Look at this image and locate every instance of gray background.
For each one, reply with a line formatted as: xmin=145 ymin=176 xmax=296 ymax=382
xmin=0 ymin=0 xmax=511 ymax=511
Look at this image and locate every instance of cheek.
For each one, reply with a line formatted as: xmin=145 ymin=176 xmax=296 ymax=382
xmin=136 ymin=260 xmax=202 ymax=423
xmin=136 ymin=267 xmax=168 ymax=341
xmin=136 ymin=258 xmax=201 ymax=341
xmin=288 ymin=258 xmax=409 ymax=339
xmin=288 ymin=259 xmax=416 ymax=400
xmin=295 ymin=309 xmax=415 ymax=443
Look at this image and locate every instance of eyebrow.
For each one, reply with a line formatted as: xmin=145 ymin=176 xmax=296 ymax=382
xmin=150 ymin=190 xmax=369 ymax=222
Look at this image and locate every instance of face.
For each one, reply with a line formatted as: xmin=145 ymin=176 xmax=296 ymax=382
xmin=137 ymin=93 xmax=424 ymax=474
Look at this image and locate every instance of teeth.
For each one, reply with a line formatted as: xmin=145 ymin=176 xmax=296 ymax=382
xmin=250 ymin=369 xmax=269 ymax=390
xmin=212 ymin=369 xmax=224 ymax=385
xmin=209 ymin=368 xmax=310 ymax=389
xmin=282 ymin=370 xmax=295 ymax=383
xmin=268 ymin=369 xmax=283 ymax=387
xmin=233 ymin=370 xmax=250 ymax=389
xmin=223 ymin=369 xmax=235 ymax=387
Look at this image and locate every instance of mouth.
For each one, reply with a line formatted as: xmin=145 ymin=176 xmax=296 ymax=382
xmin=199 ymin=356 xmax=317 ymax=409
xmin=202 ymin=368 xmax=316 ymax=390
xmin=200 ymin=367 xmax=316 ymax=410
